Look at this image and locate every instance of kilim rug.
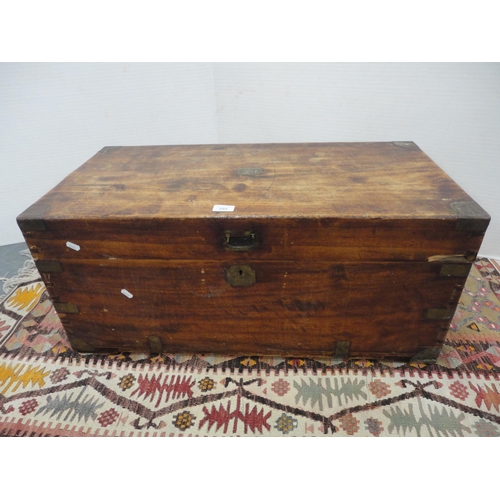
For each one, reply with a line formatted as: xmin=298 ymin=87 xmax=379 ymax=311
xmin=1 ymin=253 xmax=500 ymax=437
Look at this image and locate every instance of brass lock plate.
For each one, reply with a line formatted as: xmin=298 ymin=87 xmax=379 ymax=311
xmin=226 ymin=265 xmax=256 ymax=287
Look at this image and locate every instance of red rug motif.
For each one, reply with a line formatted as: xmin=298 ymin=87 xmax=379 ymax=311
xmin=1 ymin=257 xmax=500 ymax=436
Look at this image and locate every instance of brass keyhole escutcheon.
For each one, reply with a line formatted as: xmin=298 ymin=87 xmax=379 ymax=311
xmin=226 ymin=265 xmax=256 ymax=287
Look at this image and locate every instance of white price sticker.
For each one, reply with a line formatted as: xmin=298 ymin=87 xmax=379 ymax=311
xmin=212 ymin=204 xmax=235 ymax=212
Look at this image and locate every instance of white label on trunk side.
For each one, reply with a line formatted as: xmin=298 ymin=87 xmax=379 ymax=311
xmin=66 ymin=241 xmax=81 ymax=251
xmin=121 ymin=289 xmax=133 ymax=299
xmin=212 ymin=204 xmax=235 ymax=212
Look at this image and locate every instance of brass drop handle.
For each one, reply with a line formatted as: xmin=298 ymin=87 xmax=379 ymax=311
xmin=224 ymin=230 xmax=257 ymax=251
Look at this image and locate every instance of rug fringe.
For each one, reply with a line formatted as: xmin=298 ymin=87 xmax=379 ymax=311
xmin=0 ymin=249 xmax=40 ymax=302
xmin=0 ymin=350 xmax=498 ymax=381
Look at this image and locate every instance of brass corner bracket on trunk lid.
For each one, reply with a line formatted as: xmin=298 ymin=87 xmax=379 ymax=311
xmin=450 ymin=201 xmax=491 ymax=232
xmin=17 ymin=219 xmax=47 ymax=232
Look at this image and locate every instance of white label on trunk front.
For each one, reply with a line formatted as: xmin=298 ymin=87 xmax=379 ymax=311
xmin=66 ymin=241 xmax=81 ymax=251
xmin=121 ymin=289 xmax=133 ymax=299
xmin=212 ymin=204 xmax=235 ymax=212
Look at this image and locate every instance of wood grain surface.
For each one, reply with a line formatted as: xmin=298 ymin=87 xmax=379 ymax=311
xmin=43 ymin=259 xmax=465 ymax=358
xmin=17 ymin=142 xmax=486 ymax=220
xmin=22 ymin=217 xmax=484 ymax=263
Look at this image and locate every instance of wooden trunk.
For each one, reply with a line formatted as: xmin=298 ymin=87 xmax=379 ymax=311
xmin=17 ymin=142 xmax=490 ymax=361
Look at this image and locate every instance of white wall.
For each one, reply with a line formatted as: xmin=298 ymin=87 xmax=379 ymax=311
xmin=1 ymin=62 xmax=499 ymax=257
xmin=0 ymin=63 xmax=218 ymax=244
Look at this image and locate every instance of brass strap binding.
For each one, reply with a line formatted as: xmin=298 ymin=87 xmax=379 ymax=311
xmin=439 ymin=264 xmax=471 ymax=277
xmin=425 ymin=308 xmax=454 ymax=320
xmin=36 ymin=260 xmax=63 ymax=273
xmin=334 ymin=340 xmax=350 ymax=358
xmin=17 ymin=219 xmax=47 ymax=232
xmin=54 ymin=302 xmax=79 ymax=314
xmin=450 ymin=201 xmax=490 ymax=232
xmin=148 ymin=335 xmax=163 ymax=353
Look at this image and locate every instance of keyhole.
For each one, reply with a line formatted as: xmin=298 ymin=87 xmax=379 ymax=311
xmin=239 ymin=269 xmax=244 ymax=276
